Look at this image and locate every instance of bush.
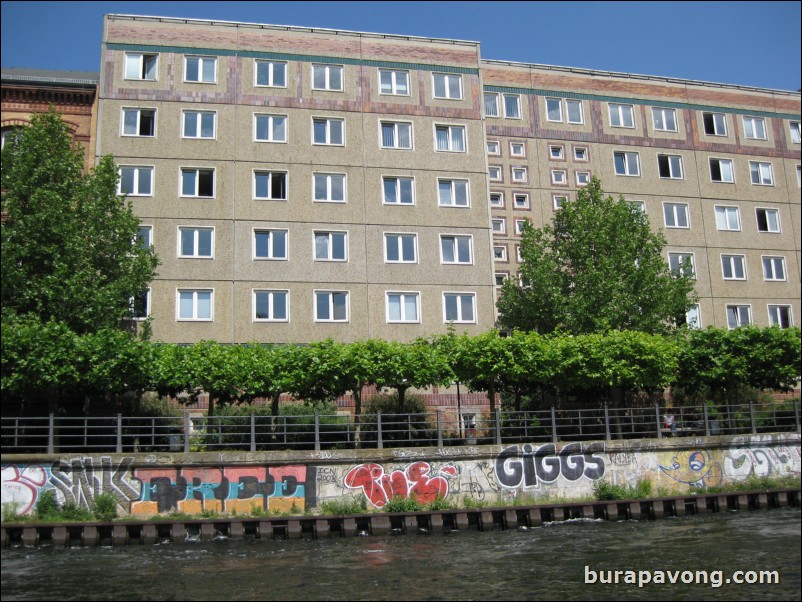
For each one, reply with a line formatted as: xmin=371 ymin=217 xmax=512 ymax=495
xmin=35 ymin=490 xmax=61 ymax=520
xmin=61 ymin=502 xmax=94 ymax=522
xmin=592 ymin=479 xmax=652 ymax=501
xmin=384 ymin=495 xmax=422 ymax=513
xmin=319 ymin=496 xmax=368 ymax=515
xmin=93 ymin=493 xmax=118 ymax=521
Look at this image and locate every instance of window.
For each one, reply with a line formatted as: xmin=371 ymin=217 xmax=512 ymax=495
xmin=492 ymin=218 xmax=506 ymax=234
xmin=312 ymin=64 xmax=343 ymax=91
xmin=315 ymin=291 xmax=348 ymax=322
xmin=742 ymin=116 xmax=767 ymax=140
xmin=684 ymin=304 xmax=701 ymax=329
xmin=184 ymin=56 xmax=216 ymax=83
xmin=493 ymin=246 xmax=507 ymax=261
xmin=438 ymin=179 xmax=469 ymax=207
xmin=514 ymin=219 xmax=528 ymax=235
xmin=440 ymin=235 xmax=472 ymax=264
xmin=551 ymin=169 xmax=567 ymax=185
xmin=119 ymin=166 xmax=153 ymax=196
xmin=381 ymin=121 xmax=412 ymax=149
xmin=504 ymin=94 xmax=521 ymax=119
xmin=609 ymin=103 xmax=635 ymax=128
xmin=721 ymin=255 xmax=746 ymax=280
xmin=484 ymin=93 xmax=499 ymax=117
xmin=435 ymin=124 xmax=466 ymax=152
xmin=768 ymin=305 xmax=793 ymax=328
xmin=131 ymin=289 xmax=150 ymax=320
xmin=715 ymin=206 xmax=741 ymax=231
xmin=545 ymin=98 xmax=582 ymax=124
xmin=314 ymin=173 xmax=346 ymax=202
xmin=510 ymin=142 xmax=525 ymax=157
xmin=652 ymin=107 xmax=677 ymax=132
xmin=709 ymin=158 xmax=734 ymax=183
xmin=254 ymin=114 xmax=287 ymax=142
xmin=443 ymin=293 xmax=475 ymax=323
xmin=565 ymin=100 xmax=583 ymax=124
xmin=574 ymin=147 xmax=588 ymax=161
xmin=488 ymin=166 xmax=502 ymax=181
xmin=549 ymin=145 xmax=564 ymax=159
xmin=0 ymin=127 xmax=22 ymax=149
xmin=762 ymin=256 xmax=786 ymax=281
xmin=432 ymin=73 xmax=462 ymax=99
xmin=385 ymin=233 xmax=417 ymax=263
xmin=490 ymin=192 xmax=504 ymax=208
xmin=553 ymin=195 xmax=568 ymax=210
xmin=703 ymin=112 xmax=727 ymax=136
xmin=749 ymin=161 xmax=774 ymax=185
xmin=790 ymin=122 xmax=801 ymax=144
xmin=663 ymin=203 xmax=689 ymax=228
xmin=313 ymin=117 xmax=344 ymax=145
xmin=512 ymin=167 xmax=527 ymax=183
xmin=181 ymin=168 xmax=214 ymax=198
xmin=178 ymin=227 xmax=213 ymax=258
xmin=668 ymin=252 xmax=695 ymax=278
xmin=513 ymin=194 xmax=529 ymax=209
xmin=125 ymin=53 xmax=158 ymax=80
xmin=255 ymin=60 xmax=286 ymax=87
xmin=137 ymin=226 xmax=152 ymax=249
xmin=495 ymin=273 xmax=508 ymax=287
xmin=254 ymin=290 xmax=288 ymax=321
xmin=314 ymin=231 xmax=347 ymax=261
xmin=726 ymin=305 xmax=751 ymax=329
xmin=628 ymin=200 xmax=645 ymax=213
xmin=756 ymin=208 xmax=780 ymax=233
xmin=545 ymin=98 xmax=563 ymax=122
xmin=576 ymin=171 xmax=590 ymax=186
xmin=122 ymin=108 xmax=155 ymax=137
xmin=614 ymin=151 xmax=640 ymax=176
xmin=254 ymin=229 xmax=288 ymax=260
xmin=386 ymin=292 xmax=420 ymax=323
xmin=487 ymin=140 xmax=500 ymax=155
xmin=178 ymin=290 xmax=213 ymax=321
xmin=254 ymin=171 xmax=287 ymax=201
xmin=182 ymin=110 xmax=215 ymax=139
xmin=383 ymin=176 xmax=415 ymax=205
xmin=658 ymin=154 xmax=683 ymax=179
xmin=379 ymin=69 xmax=409 ymax=95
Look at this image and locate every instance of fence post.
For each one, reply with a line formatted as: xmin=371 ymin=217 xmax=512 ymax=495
xmin=794 ymin=399 xmax=800 ymax=433
xmin=604 ymin=403 xmax=611 ymax=440
xmin=183 ymin=413 xmax=191 ymax=453
xmin=436 ymin=410 xmax=443 ymax=447
xmin=495 ymin=408 xmax=502 ymax=445
xmin=250 ymin=412 xmax=256 ymax=453
xmin=314 ymin=411 xmax=320 ymax=451
xmin=749 ymin=400 xmax=757 ymax=434
xmin=48 ymin=413 xmax=55 ymax=455
xmin=551 ymin=406 xmax=557 ymax=444
xmin=377 ymin=411 xmax=383 ymax=449
xmin=116 ymin=414 xmax=123 ymax=453
xmin=655 ymin=404 xmax=662 ymax=439
xmin=703 ymin=403 xmax=710 ymax=437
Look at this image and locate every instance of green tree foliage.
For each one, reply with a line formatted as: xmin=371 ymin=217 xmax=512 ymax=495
xmin=1 ymin=108 xmax=159 ymax=333
xmin=497 ymin=177 xmax=696 ymax=334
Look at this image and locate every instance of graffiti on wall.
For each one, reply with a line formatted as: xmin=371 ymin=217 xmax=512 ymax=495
xmin=659 ymin=450 xmax=723 ymax=487
xmin=50 ymin=456 xmax=141 ymax=508
xmin=724 ymin=446 xmax=801 ymax=480
xmin=1 ymin=465 xmax=47 ymax=514
xmin=494 ymin=442 xmax=606 ymax=489
xmin=344 ymin=461 xmax=457 ymax=508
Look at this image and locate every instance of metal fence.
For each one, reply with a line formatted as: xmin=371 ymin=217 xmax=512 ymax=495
xmin=2 ymin=401 xmax=799 ymax=455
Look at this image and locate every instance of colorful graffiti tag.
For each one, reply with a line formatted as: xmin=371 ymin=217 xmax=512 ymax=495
xmin=345 ymin=461 xmax=457 ymax=508
xmin=494 ymin=442 xmax=606 ymax=489
xmin=725 ymin=446 xmax=801 ymax=480
xmin=50 ymin=456 xmax=140 ymax=508
xmin=1 ymin=465 xmax=47 ymax=514
xmin=659 ymin=450 xmax=723 ymax=487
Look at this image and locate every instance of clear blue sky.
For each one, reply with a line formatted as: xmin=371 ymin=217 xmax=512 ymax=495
xmin=2 ymin=1 xmax=800 ymax=91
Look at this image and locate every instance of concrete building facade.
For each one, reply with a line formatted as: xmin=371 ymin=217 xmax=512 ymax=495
xmin=96 ymin=15 xmax=800 ymax=343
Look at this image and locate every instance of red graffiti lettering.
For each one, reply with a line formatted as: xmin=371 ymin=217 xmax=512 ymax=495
xmin=344 ymin=462 xmax=456 ymax=508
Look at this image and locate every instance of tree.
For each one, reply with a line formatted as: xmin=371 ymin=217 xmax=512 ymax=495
xmin=1 ymin=108 xmax=158 ymax=334
xmin=497 ymin=177 xmax=696 ymax=334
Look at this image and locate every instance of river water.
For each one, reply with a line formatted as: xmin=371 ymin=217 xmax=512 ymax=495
xmin=2 ymin=508 xmax=800 ymax=601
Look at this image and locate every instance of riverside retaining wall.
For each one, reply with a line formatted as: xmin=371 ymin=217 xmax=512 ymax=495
xmin=2 ymin=433 xmax=800 ymax=518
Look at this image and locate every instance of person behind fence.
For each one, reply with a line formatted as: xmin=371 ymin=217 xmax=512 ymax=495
xmin=664 ymin=412 xmax=676 ymax=434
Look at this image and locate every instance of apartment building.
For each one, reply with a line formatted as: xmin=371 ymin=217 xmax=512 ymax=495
xmin=97 ymin=15 xmax=800 ymax=343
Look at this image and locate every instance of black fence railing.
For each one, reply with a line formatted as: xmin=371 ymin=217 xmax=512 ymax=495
xmin=1 ymin=401 xmax=799 ymax=455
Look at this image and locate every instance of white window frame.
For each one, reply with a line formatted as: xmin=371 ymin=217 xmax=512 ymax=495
xmin=749 ymin=161 xmax=774 ymax=186
xmin=253 ymin=114 xmax=287 ymax=143
xmin=253 ymin=229 xmax=288 ymax=261
xmin=652 ymin=107 xmax=677 ymax=132
xmin=510 ymin=142 xmax=526 ymax=157
xmin=484 ymin=92 xmax=499 ymax=118
xmin=511 ymin=166 xmax=528 ymax=183
xmin=790 ymin=121 xmax=801 ymax=144
xmin=609 ymin=103 xmax=635 ymax=128
xmin=488 ymin=166 xmax=502 ymax=182
xmin=545 ymin=98 xmax=563 ymax=122
xmin=180 ymin=167 xmax=215 ymax=199
xmin=121 ymin=107 xmax=156 ymax=137
xmin=657 ymin=154 xmax=684 ymax=179
xmin=614 ymin=151 xmax=640 ymax=176
xmin=253 ymin=289 xmax=289 ymax=322
xmin=490 ymin=192 xmax=504 ymax=208
xmin=503 ymin=94 xmax=521 ymax=119
xmin=768 ymin=305 xmax=793 ymax=328
xmin=565 ymin=99 xmax=584 ymax=124
xmin=628 ymin=200 xmax=646 ymax=213
xmin=553 ymin=195 xmax=568 ymax=210
xmin=491 ymin=218 xmax=506 ymax=235
xmin=514 ymin=219 xmax=528 ymax=235
xmin=762 ymin=256 xmax=786 ymax=281
xmin=124 ymin=52 xmax=158 ymax=81
xmin=253 ymin=170 xmax=288 ymax=201
xmin=549 ymin=145 xmax=565 ymax=160
xmin=486 ymin=140 xmax=500 ymax=155
xmin=255 ymin=60 xmax=287 ymax=88
xmin=742 ymin=116 xmax=767 ymax=140
xmin=137 ymin=225 xmax=153 ymax=250
xmin=379 ymin=69 xmax=410 ymax=96
xmin=380 ymin=121 xmax=413 ymax=150
xmin=312 ymin=117 xmax=345 ymax=146
xmin=685 ymin=304 xmax=701 ymax=329
xmin=382 ymin=176 xmax=415 ymax=205
xmin=574 ymin=146 xmax=588 ymax=161
xmin=709 ymin=157 xmax=735 ymax=183
xmin=182 ymin=110 xmax=216 ymax=140
xmin=386 ymin=292 xmax=421 ymax=324
xmin=493 ymin=246 xmax=508 ymax=261
xmin=177 ymin=289 xmax=213 ymax=321
xmin=551 ymin=169 xmax=567 ymax=185
xmin=726 ymin=304 xmax=751 ymax=329
xmin=432 ymin=73 xmax=462 ymax=100
xmin=384 ymin=233 xmax=418 ymax=263
xmin=119 ymin=166 xmax=153 ymax=197
xmin=313 ymin=173 xmax=346 ymax=203
xmin=184 ymin=56 xmax=217 ymax=84
xmin=438 ymin=179 xmax=470 ymax=207
xmin=715 ymin=205 xmax=741 ymax=232
xmin=443 ymin=292 xmax=476 ymax=324
xmin=663 ymin=203 xmax=690 ymax=229
xmin=703 ymin=112 xmax=727 ymax=136
xmin=513 ymin=193 xmax=530 ymax=209
xmin=314 ymin=231 xmax=348 ymax=262
xmin=440 ymin=234 xmax=473 ymax=265
xmin=434 ymin=124 xmax=466 ymax=152
xmin=312 ymin=64 xmax=343 ymax=91
xmin=131 ymin=288 xmax=151 ymax=321
xmin=314 ymin=290 xmax=349 ymax=322
xmin=721 ymin=254 xmax=747 ymax=280
xmin=576 ymin=171 xmax=590 ymax=186
xmin=178 ymin=226 xmax=214 ymax=259
xmin=755 ymin=208 xmax=780 ymax=233
xmin=668 ymin=252 xmax=696 ymax=278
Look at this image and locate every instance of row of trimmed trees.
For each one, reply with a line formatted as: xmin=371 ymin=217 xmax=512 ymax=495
xmin=3 ymin=320 xmax=799 ymax=417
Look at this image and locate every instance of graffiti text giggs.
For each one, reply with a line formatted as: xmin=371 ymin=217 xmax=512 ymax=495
xmin=495 ymin=442 xmax=605 ymax=488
